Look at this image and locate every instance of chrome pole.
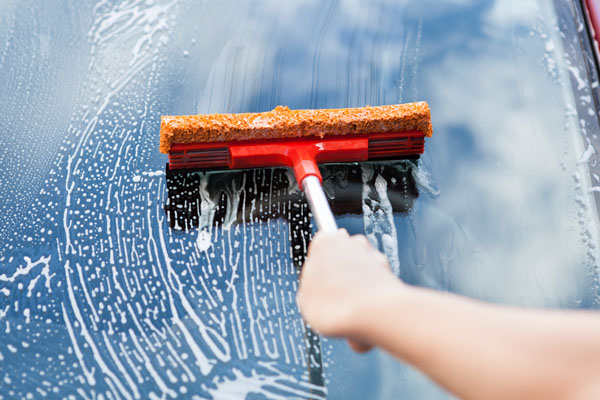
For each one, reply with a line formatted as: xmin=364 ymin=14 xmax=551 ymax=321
xmin=301 ymin=175 xmax=338 ymax=233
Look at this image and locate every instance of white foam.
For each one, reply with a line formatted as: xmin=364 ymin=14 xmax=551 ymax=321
xmin=208 ymin=361 xmax=324 ymax=399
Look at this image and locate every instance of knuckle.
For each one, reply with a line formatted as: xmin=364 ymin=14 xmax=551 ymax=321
xmin=351 ymin=234 xmax=370 ymax=247
xmin=336 ymin=228 xmax=350 ymax=238
xmin=375 ymin=252 xmax=388 ymax=263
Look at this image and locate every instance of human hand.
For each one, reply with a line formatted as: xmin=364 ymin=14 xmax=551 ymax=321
xmin=297 ymin=229 xmax=401 ymax=352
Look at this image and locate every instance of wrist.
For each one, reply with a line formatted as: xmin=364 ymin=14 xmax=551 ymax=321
xmin=346 ymin=279 xmax=409 ymax=340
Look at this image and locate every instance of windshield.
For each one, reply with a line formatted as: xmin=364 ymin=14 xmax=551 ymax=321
xmin=1 ymin=0 xmax=599 ymax=399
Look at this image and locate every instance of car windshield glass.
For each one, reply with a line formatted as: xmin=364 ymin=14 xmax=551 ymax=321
xmin=1 ymin=0 xmax=600 ymax=399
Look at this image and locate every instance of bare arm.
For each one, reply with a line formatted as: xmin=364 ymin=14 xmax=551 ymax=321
xmin=296 ymin=229 xmax=600 ymax=400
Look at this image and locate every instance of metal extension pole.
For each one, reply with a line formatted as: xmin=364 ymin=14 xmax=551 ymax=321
xmin=301 ymin=175 xmax=338 ymax=233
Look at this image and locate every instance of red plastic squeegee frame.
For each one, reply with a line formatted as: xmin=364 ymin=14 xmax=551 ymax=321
xmin=585 ymin=0 xmax=600 ymax=62
xmin=168 ymin=131 xmax=425 ymax=184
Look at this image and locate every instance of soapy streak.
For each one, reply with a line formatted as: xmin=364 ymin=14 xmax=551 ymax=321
xmin=208 ymin=361 xmax=324 ymax=399
xmin=0 ymin=255 xmax=51 ymax=282
xmin=361 ymin=164 xmax=402 ymax=275
xmin=181 ymin=169 xmax=310 ymax=367
xmin=64 ymin=260 xmax=133 ymax=399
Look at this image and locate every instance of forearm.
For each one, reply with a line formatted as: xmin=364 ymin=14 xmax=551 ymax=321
xmin=354 ymin=283 xmax=600 ymax=400
xmin=297 ymin=231 xmax=600 ymax=399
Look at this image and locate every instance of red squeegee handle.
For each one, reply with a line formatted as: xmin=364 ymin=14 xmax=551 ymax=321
xmin=229 ymin=136 xmax=368 ymax=184
xmin=231 ymin=137 xmax=368 ymax=232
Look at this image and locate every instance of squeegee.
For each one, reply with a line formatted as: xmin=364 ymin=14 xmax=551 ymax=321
xmin=160 ymin=102 xmax=432 ymax=233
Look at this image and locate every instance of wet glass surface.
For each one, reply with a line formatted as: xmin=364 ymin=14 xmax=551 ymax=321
xmin=2 ymin=0 xmax=600 ymax=398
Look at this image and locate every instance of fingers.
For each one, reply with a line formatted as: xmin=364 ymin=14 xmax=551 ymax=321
xmin=315 ymin=228 xmax=349 ymax=241
xmin=308 ymin=229 xmax=371 ymax=255
xmin=306 ymin=228 xmax=349 ymax=257
xmin=348 ymin=235 xmax=393 ymax=271
xmin=373 ymin=251 xmax=392 ymax=272
xmin=350 ymin=234 xmax=371 ymax=248
xmin=310 ymin=228 xmax=349 ymax=245
xmin=300 ymin=229 xmax=348 ymax=284
xmin=306 ymin=230 xmax=389 ymax=271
